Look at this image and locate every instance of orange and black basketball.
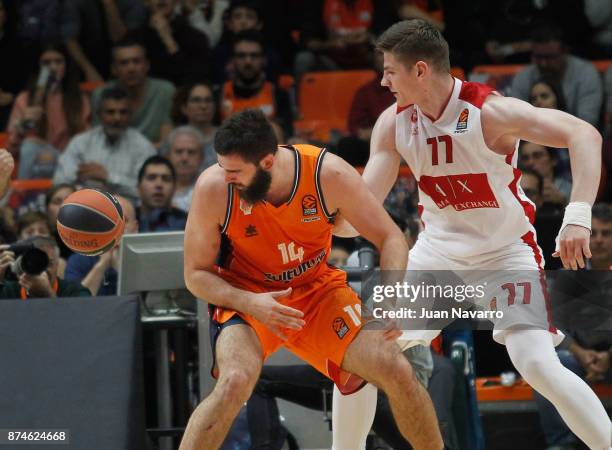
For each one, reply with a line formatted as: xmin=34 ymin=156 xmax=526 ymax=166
xmin=56 ymin=189 xmax=125 ymax=256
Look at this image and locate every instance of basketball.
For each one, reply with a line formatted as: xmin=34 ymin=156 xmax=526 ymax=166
xmin=56 ymin=189 xmax=125 ymax=256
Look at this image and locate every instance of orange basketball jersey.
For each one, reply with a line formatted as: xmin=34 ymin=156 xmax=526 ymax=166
xmin=215 ymin=144 xmax=343 ymax=290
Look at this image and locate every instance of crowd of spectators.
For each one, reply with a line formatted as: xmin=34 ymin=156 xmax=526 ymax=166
xmin=0 ymin=2 xmax=611 ymax=449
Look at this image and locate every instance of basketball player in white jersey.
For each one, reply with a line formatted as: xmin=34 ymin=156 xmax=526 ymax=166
xmin=331 ymin=19 xmax=611 ymax=450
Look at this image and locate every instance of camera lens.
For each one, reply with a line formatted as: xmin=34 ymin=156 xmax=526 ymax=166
xmin=20 ymin=248 xmax=49 ymax=275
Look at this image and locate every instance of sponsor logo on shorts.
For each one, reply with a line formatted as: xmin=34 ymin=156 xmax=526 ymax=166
xmin=333 ymin=317 xmax=350 ymax=339
xmin=456 ymin=108 xmax=469 ymax=131
xmin=302 ymin=194 xmax=317 ymax=216
xmin=245 ymin=224 xmax=258 ymax=237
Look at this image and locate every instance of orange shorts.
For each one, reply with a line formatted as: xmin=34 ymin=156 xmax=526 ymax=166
xmin=210 ymin=269 xmax=366 ymax=394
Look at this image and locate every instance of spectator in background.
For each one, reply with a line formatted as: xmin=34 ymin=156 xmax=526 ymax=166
xmin=535 ymin=203 xmax=612 ymax=449
xmin=136 ymin=155 xmax=187 ymax=232
xmin=0 ymin=0 xmax=31 ymax=129
xmin=64 ymin=195 xmax=137 ymax=296
xmin=7 ymin=42 xmax=90 ymax=179
xmin=17 ymin=210 xmax=52 ymax=240
xmin=0 ymin=235 xmax=90 ymax=299
xmin=170 ymin=82 xmax=218 ymax=168
xmin=510 ymin=23 xmax=603 ymax=127
xmin=397 ymin=0 xmax=444 ymax=31
xmin=179 ymin=0 xmax=229 ymax=48
xmin=53 ymin=87 xmax=156 ymax=202
xmin=336 ymin=51 xmax=394 ymax=167
xmin=584 ymin=0 xmax=612 ymax=58
xmin=212 ymin=0 xmax=281 ymax=83
xmin=0 ymin=148 xmax=13 ymax=201
xmin=136 ymin=0 xmax=211 ymax=86
xmin=61 ymin=0 xmax=146 ymax=81
xmin=165 ymin=126 xmax=204 ymax=212
xmin=45 ymin=183 xmax=76 ymax=259
xmin=15 ymin=210 xmax=69 ymax=278
xmin=221 ymin=30 xmax=293 ymax=138
xmin=91 ymin=38 xmax=175 ymax=144
xmin=529 ymin=78 xmax=570 ymax=178
xmin=294 ymin=0 xmax=397 ymax=82
xmin=519 ymin=141 xmax=571 ymax=209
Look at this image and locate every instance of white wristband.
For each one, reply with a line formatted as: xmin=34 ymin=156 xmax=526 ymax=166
xmin=555 ymin=202 xmax=591 ymax=251
xmin=560 ymin=202 xmax=592 ymax=232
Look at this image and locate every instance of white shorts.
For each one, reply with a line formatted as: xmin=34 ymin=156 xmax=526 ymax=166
xmin=397 ymin=234 xmax=564 ymax=349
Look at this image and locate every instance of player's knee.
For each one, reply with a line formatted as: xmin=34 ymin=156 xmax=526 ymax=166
xmin=218 ymin=366 xmax=260 ymax=403
xmin=375 ymin=352 xmax=417 ymax=393
xmin=512 ymin=355 xmax=547 ymax=382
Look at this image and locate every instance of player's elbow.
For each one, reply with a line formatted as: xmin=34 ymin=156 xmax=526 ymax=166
xmin=570 ymin=121 xmax=602 ymax=150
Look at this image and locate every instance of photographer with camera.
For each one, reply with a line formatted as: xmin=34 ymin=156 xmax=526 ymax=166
xmin=0 ymin=235 xmax=90 ymax=299
xmin=5 ymin=42 xmax=90 ymax=179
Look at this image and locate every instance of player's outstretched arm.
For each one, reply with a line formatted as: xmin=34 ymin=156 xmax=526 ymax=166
xmin=332 ymin=105 xmax=401 ymax=238
xmin=320 ymin=152 xmax=407 ymax=271
xmin=184 ymin=168 xmax=304 ymax=337
xmin=482 ymin=95 xmax=602 ymax=269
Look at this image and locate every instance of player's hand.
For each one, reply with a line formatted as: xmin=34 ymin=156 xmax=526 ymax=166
xmin=247 ymin=287 xmax=305 ymax=340
xmin=0 ymin=246 xmax=15 ymax=281
xmin=19 ymin=271 xmax=55 ymax=297
xmin=77 ymin=162 xmax=108 ymax=182
xmin=552 ymin=224 xmax=591 ymax=270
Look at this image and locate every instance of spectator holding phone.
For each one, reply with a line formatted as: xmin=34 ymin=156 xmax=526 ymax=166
xmin=6 ymin=42 xmax=90 ymax=179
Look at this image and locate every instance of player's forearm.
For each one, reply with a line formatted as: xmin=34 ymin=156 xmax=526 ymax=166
xmin=362 ymin=151 xmax=400 ymax=203
xmin=377 ymin=232 xmax=408 ymax=271
xmin=185 ymin=269 xmax=253 ymax=312
xmin=566 ymin=124 xmax=602 ymax=205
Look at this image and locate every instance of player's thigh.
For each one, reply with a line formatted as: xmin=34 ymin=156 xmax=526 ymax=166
xmin=216 ymin=323 xmax=264 ymax=381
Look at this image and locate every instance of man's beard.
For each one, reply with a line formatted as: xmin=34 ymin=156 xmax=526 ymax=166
xmin=236 ymin=166 xmax=271 ymax=203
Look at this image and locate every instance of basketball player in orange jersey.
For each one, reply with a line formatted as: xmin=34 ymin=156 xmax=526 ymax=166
xmin=332 ymin=19 xmax=611 ymax=450
xmin=180 ymin=109 xmax=444 ymax=450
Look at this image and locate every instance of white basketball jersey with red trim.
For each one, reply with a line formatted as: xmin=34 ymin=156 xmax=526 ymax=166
xmin=396 ymin=77 xmax=536 ymax=259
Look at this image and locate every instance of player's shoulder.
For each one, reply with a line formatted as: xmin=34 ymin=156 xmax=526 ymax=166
xmin=371 ymin=103 xmax=399 ymax=150
xmin=318 ymin=150 xmax=359 ymax=191
xmin=193 ymin=164 xmax=229 ymax=208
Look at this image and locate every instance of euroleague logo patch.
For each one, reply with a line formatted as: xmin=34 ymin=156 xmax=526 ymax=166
xmin=302 ymin=194 xmax=317 ymax=216
xmin=333 ymin=317 xmax=350 ymax=339
xmin=456 ymin=108 xmax=469 ymax=131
